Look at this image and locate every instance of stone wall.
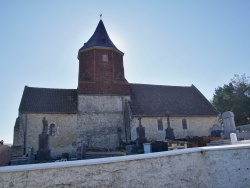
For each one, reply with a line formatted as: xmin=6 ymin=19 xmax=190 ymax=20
xmin=13 ymin=107 xmax=218 ymax=156
xmin=130 ymin=116 xmax=219 ymax=141
xmin=0 ymin=144 xmax=249 ymax=187
xmin=77 ymin=95 xmax=130 ymax=148
xmin=13 ymin=117 xmax=25 ymax=156
xmin=203 ymin=145 xmax=250 ymax=186
xmin=13 ymin=113 xmax=78 ymax=157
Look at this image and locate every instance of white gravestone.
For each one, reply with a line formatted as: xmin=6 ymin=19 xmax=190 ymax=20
xmin=222 ymin=111 xmax=236 ymax=138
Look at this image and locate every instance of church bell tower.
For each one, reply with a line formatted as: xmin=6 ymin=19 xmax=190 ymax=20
xmin=76 ymin=19 xmax=130 ymax=149
xmin=77 ymin=20 xmax=130 ymax=95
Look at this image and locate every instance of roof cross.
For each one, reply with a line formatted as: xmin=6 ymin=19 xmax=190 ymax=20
xmin=100 ymin=14 xmax=102 ymax=20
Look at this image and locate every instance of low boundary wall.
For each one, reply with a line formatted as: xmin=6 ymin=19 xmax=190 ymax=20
xmin=0 ymin=144 xmax=250 ymax=188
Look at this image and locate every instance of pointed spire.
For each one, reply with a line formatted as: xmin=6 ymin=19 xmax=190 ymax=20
xmin=79 ymin=20 xmax=117 ymax=51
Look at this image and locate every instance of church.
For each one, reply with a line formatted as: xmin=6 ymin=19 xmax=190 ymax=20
xmin=13 ymin=19 xmax=220 ymax=157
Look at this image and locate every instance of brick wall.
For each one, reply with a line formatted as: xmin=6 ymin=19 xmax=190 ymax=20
xmin=78 ymin=48 xmax=130 ymax=95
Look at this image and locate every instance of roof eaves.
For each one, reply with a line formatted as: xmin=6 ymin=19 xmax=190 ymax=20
xmin=131 ymin=114 xmax=219 ymax=118
xmin=191 ymin=84 xmax=220 ymax=115
xmin=20 ymin=111 xmax=78 ymax=114
xmin=78 ymin=46 xmax=124 ymax=57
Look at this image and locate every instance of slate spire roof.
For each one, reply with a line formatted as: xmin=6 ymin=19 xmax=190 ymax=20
xmin=79 ymin=20 xmax=117 ymax=51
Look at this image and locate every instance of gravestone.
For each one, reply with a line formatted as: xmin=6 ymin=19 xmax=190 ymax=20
xmin=62 ymin=153 xmax=69 ymax=161
xmin=165 ymin=112 xmax=175 ymax=140
xmin=125 ymin=145 xmax=132 ymax=155
xmin=117 ymin=127 xmax=122 ymax=145
xmin=143 ymin=143 xmax=151 ymax=153
xmin=152 ymin=141 xmax=168 ymax=152
xmin=135 ymin=116 xmax=148 ymax=150
xmin=222 ymin=111 xmax=236 ymax=138
xmin=210 ymin=124 xmax=223 ymax=137
xmin=36 ymin=117 xmax=51 ymax=162
xmin=81 ymin=142 xmax=86 ymax=159
xmin=28 ymin=147 xmax=34 ymax=164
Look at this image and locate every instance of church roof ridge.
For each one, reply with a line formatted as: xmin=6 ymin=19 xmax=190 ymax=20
xmin=79 ymin=20 xmax=117 ymax=51
xmin=129 ymin=83 xmax=192 ymax=88
xmin=24 ymin=85 xmax=76 ymax=91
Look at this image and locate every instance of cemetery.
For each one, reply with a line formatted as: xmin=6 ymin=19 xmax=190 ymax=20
xmin=1 ymin=110 xmax=250 ymax=167
xmin=0 ymin=140 xmax=249 ymax=187
xmin=1 ymin=100 xmax=250 ymax=187
xmin=1 ymin=18 xmax=250 ymax=187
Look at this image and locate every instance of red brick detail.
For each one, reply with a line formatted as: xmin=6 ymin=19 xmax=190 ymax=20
xmin=78 ymin=48 xmax=130 ymax=95
xmin=78 ymin=50 xmax=94 ymax=82
xmin=113 ymin=51 xmax=125 ymax=80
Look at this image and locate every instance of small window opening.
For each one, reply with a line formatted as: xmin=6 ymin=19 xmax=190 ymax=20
xmin=182 ymin=119 xmax=187 ymax=130
xmin=49 ymin=124 xmax=56 ymax=136
xmin=158 ymin=119 xmax=163 ymax=130
xmin=102 ymin=54 xmax=108 ymax=62
xmin=102 ymin=38 xmax=106 ymax=43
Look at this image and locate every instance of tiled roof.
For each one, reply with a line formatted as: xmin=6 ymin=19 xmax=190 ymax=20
xmin=129 ymin=83 xmax=219 ymax=117
xmin=79 ymin=20 xmax=117 ymax=51
xmin=19 ymin=86 xmax=77 ymax=113
xmin=19 ymin=84 xmax=219 ymax=116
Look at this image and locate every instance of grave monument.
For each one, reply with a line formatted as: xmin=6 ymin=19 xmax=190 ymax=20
xmin=136 ymin=116 xmax=147 ymax=150
xmin=36 ymin=117 xmax=51 ymax=162
xmin=165 ymin=112 xmax=175 ymax=140
xmin=222 ymin=111 xmax=236 ymax=138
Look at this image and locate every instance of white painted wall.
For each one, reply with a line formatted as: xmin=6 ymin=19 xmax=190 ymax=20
xmin=1 ymin=144 xmax=249 ymax=188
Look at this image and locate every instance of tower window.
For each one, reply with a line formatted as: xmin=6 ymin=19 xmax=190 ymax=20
xmin=102 ymin=54 xmax=108 ymax=62
xmin=49 ymin=124 xmax=56 ymax=136
xmin=102 ymin=38 xmax=106 ymax=43
xmin=182 ymin=119 xmax=187 ymax=130
xmin=158 ymin=119 xmax=163 ymax=130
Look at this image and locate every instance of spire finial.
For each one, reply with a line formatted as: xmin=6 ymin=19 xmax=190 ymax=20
xmin=100 ymin=14 xmax=102 ymax=20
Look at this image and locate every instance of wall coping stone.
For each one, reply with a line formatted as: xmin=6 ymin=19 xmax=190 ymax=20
xmin=1 ymin=143 xmax=250 ymax=173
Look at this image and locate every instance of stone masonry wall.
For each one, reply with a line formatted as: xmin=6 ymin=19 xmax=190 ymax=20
xmin=0 ymin=144 xmax=249 ymax=187
xmin=13 ymin=116 xmax=25 ymax=156
xmin=77 ymin=95 xmax=130 ymax=148
xmin=130 ymin=116 xmax=219 ymax=141
xmin=14 ymin=113 xmax=77 ymax=157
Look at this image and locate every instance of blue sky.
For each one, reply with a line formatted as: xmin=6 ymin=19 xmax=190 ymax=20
xmin=0 ymin=1 xmax=249 ymax=144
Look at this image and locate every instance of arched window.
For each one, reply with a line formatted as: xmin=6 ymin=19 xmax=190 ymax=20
xmin=49 ymin=124 xmax=56 ymax=136
xmin=158 ymin=119 xmax=163 ymax=131
xmin=182 ymin=119 xmax=187 ymax=130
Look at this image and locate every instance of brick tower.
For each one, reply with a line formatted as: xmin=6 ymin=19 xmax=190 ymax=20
xmin=77 ymin=20 xmax=129 ymax=95
xmin=77 ymin=19 xmax=130 ymax=148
